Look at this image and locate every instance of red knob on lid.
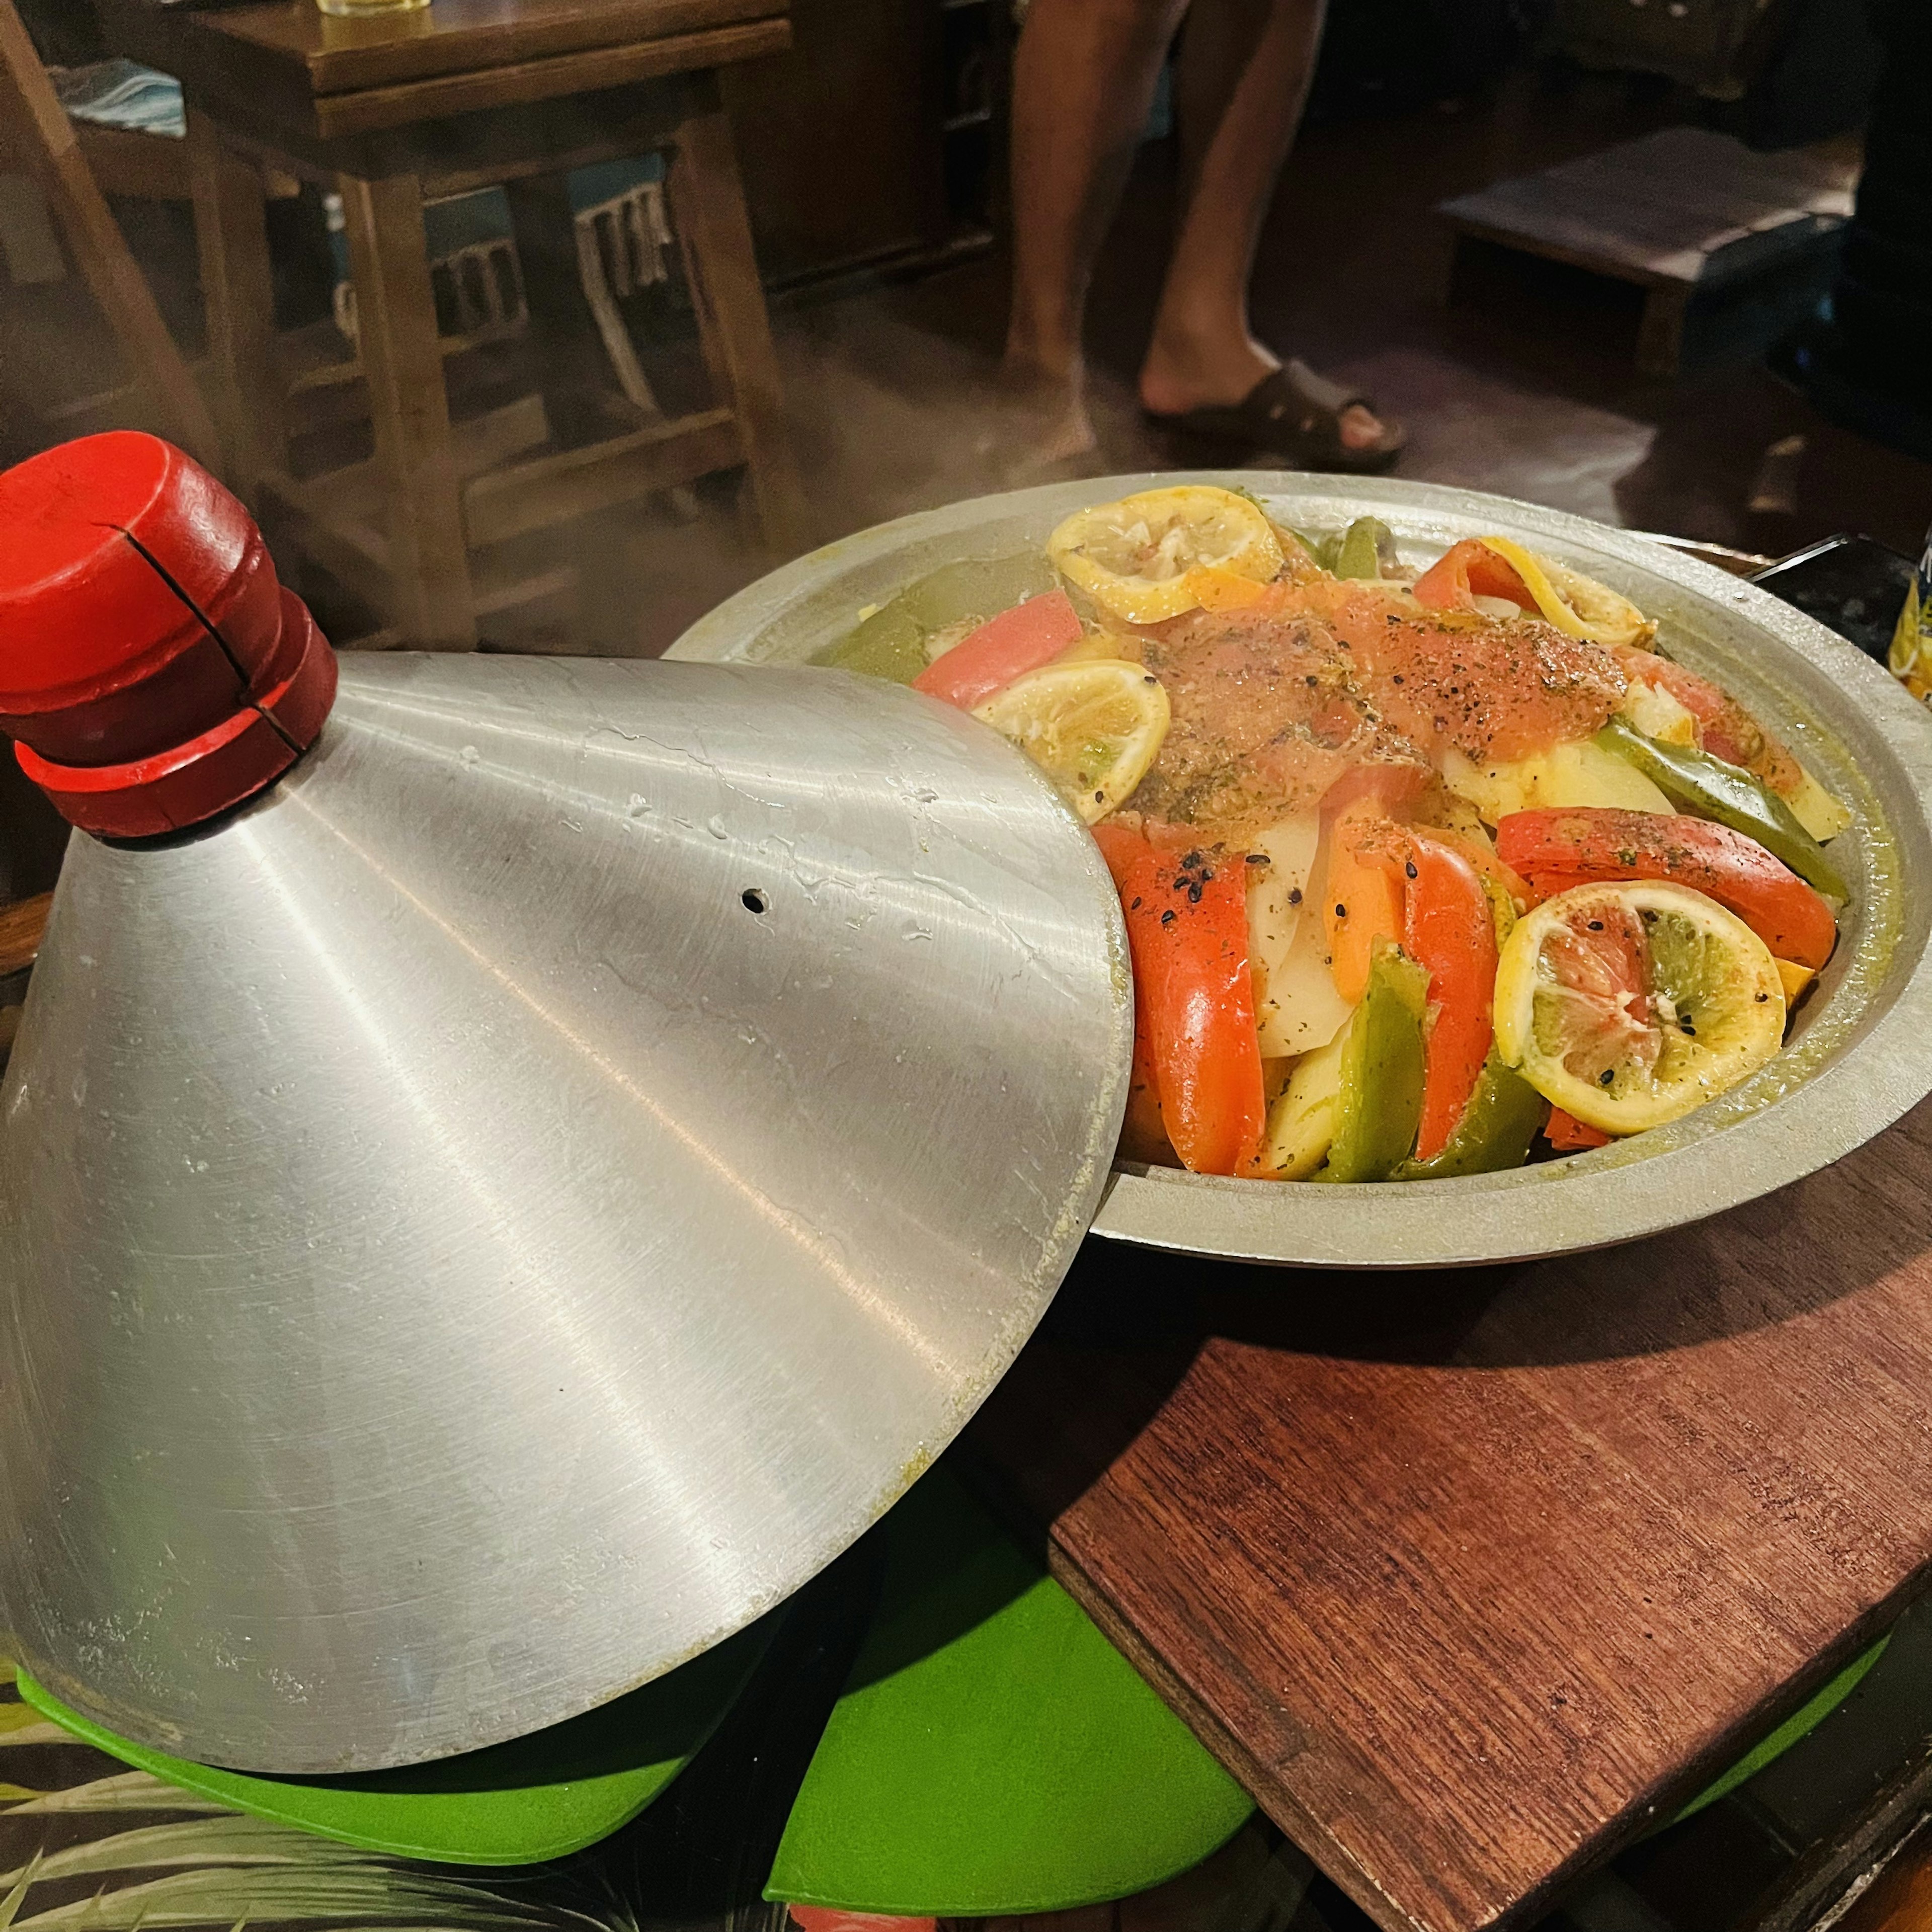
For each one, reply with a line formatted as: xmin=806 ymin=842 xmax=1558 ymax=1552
xmin=0 ymin=433 xmax=337 ymax=837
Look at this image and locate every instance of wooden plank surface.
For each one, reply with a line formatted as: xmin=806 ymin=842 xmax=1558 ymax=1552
xmin=308 ymin=20 xmax=789 ymax=137
xmin=0 ymin=894 xmax=50 ymax=980
xmin=1438 ymin=127 xmax=1857 ymax=290
xmin=99 ymin=0 xmax=787 ymax=99
xmin=969 ymin=1098 xmax=1932 ymax=1932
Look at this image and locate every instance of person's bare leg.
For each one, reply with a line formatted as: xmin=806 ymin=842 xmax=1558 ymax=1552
xmin=1003 ymin=0 xmax=1189 ymax=462
xmin=1139 ymin=0 xmax=1385 ymax=448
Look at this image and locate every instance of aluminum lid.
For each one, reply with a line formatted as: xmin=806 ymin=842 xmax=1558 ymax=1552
xmin=0 ymin=649 xmax=1130 ymax=1772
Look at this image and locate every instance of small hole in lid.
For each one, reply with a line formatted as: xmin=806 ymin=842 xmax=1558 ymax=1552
xmin=741 ymin=888 xmax=769 ymax=915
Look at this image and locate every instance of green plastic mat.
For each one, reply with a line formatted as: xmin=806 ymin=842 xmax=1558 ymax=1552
xmin=767 ymin=1467 xmax=1254 ymax=1917
xmin=16 ymin=1617 xmax=774 ymax=1866
xmin=1670 ymin=1632 xmax=1891 ymax=1825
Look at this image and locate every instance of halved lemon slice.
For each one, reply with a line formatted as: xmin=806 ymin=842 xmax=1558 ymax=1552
xmin=1493 ymin=879 xmax=1786 ymax=1136
xmin=973 ymin=660 xmax=1170 ymax=823
xmin=1048 ymin=487 xmax=1283 ymax=624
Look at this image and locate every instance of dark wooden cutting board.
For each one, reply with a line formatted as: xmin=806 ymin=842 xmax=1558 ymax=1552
xmin=969 ymin=1097 xmax=1932 ymax=1932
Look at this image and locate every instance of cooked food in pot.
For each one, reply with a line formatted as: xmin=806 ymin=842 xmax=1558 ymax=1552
xmin=816 ymin=487 xmax=1851 ymax=1182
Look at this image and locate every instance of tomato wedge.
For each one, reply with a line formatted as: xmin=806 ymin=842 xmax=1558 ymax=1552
xmin=1546 ymin=1108 xmax=1612 ymax=1152
xmin=912 ymin=590 xmax=1083 ymax=709
xmin=1412 ymin=538 xmax=1537 ymax=613
xmin=1100 ymin=827 xmax=1265 ymax=1175
xmin=787 ymin=1910 xmax=934 ymax=1932
xmin=1403 ymin=836 xmax=1498 ymax=1162
xmin=1495 ymin=807 xmax=1837 ymax=970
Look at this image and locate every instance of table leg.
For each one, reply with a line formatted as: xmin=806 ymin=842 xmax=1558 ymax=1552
xmin=665 ymin=90 xmax=811 ymax=557
xmin=500 ymin=172 xmax=626 ymax=452
xmin=184 ymin=111 xmax=283 ymax=501
xmin=336 ymin=172 xmax=476 ymax=651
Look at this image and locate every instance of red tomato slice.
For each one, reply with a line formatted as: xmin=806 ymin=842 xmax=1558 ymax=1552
xmin=1108 ymin=833 xmax=1265 ymax=1176
xmin=1404 ymin=836 xmax=1498 ymax=1162
xmin=1496 ymin=808 xmax=1837 ymax=970
xmin=787 ymin=1911 xmax=934 ymax=1932
xmin=911 ymin=591 xmax=1084 ymax=709
xmin=1412 ymin=539 xmax=1536 ymax=613
xmin=1546 ymin=1108 xmax=1612 ymax=1152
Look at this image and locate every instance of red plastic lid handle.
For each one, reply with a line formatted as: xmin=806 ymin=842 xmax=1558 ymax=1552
xmin=0 ymin=433 xmax=337 ymax=836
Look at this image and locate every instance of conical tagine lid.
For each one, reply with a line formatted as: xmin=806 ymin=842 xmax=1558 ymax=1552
xmin=0 ymin=435 xmax=1131 ymax=1775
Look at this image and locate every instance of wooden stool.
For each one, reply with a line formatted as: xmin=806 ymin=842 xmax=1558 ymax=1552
xmin=0 ymin=0 xmax=218 ymax=465
xmin=99 ymin=0 xmax=811 ymax=651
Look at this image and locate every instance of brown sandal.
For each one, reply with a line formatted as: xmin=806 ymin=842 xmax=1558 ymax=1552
xmin=1145 ymin=359 xmax=1406 ymax=473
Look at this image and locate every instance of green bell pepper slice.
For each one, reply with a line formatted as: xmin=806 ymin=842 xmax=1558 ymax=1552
xmin=816 ymin=554 xmax=1059 ymax=686
xmin=1331 ymin=516 xmax=1398 ymax=582
xmin=1594 ymin=715 xmax=1847 ymax=901
xmin=1390 ymin=1051 xmax=1548 ymax=1180
xmin=1317 ymin=938 xmax=1429 ymax=1182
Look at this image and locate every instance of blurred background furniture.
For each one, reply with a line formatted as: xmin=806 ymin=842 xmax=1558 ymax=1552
xmin=1439 ymin=126 xmax=1860 ymax=378
xmin=725 ymin=0 xmax=1012 ymax=294
xmin=101 ymin=0 xmax=810 ymax=652
xmin=0 ymin=0 xmax=215 ymax=463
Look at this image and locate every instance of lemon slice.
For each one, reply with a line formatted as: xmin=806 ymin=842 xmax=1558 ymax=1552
xmin=1048 ymin=487 xmax=1283 ymax=624
xmin=973 ymin=660 xmax=1170 ymax=823
xmin=1493 ymin=880 xmax=1785 ymax=1136
xmin=1474 ymin=535 xmax=1656 ymax=648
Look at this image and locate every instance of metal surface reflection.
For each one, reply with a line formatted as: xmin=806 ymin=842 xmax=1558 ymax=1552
xmin=0 ymin=655 xmax=1130 ymax=1773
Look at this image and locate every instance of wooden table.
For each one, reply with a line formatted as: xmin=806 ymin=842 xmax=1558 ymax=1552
xmin=970 ymin=1098 xmax=1932 ymax=1932
xmin=99 ymin=0 xmax=811 ymax=649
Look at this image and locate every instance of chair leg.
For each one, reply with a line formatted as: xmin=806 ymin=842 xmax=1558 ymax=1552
xmin=0 ymin=0 xmax=219 ymax=467
xmin=337 ymin=171 xmax=477 ymax=651
xmin=665 ymin=90 xmax=811 ymax=557
xmin=571 ymin=200 xmax=699 ymax=521
xmin=185 ymin=111 xmax=284 ymax=501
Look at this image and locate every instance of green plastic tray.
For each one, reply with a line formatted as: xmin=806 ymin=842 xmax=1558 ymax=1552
xmin=1671 ymin=1632 xmax=1890 ymax=1825
xmin=766 ymin=1467 xmax=1254 ymax=1917
xmin=16 ymin=1618 xmax=773 ymax=1866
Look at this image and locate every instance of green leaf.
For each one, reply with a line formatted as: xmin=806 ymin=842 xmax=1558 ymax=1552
xmin=0 ymin=1707 xmax=67 ymax=1747
xmin=1 ymin=1817 xmax=368 ymax=1890
xmin=6 ymin=1865 xmax=546 ymax=1932
xmin=1671 ymin=1635 xmax=1890 ymax=1824
xmin=3 ymin=1774 xmax=230 ymax=1817
xmin=767 ymin=1466 xmax=1252 ymax=1916
xmin=0 ymin=1855 xmax=42 ymax=1932
xmin=0 ymin=1791 xmax=45 ymax=1809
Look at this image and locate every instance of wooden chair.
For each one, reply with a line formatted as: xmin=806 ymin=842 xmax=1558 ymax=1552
xmin=0 ymin=0 xmax=216 ymax=464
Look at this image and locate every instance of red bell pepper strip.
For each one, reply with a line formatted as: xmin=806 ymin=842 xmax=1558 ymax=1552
xmin=1403 ymin=836 xmax=1499 ymax=1162
xmin=1546 ymin=1108 xmax=1612 ymax=1152
xmin=1618 ymin=648 xmax=1803 ymax=795
xmin=1099 ymin=826 xmax=1265 ymax=1176
xmin=1495 ymin=807 xmax=1837 ymax=970
xmin=1412 ymin=539 xmax=1537 ymax=614
xmin=911 ymin=591 xmax=1083 ymax=709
